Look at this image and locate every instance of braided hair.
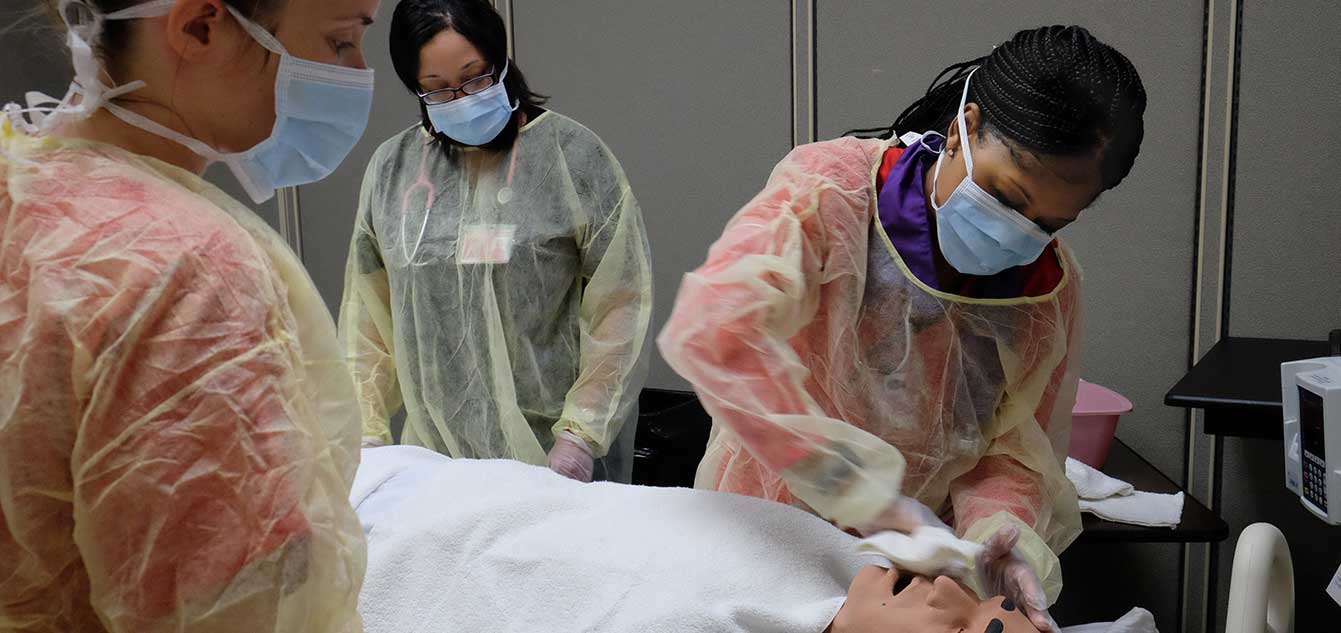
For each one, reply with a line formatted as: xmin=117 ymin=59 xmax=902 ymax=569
xmin=847 ymin=25 xmax=1146 ymax=190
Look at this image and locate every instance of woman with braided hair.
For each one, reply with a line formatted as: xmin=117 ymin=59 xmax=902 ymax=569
xmin=659 ymin=25 xmax=1146 ymax=632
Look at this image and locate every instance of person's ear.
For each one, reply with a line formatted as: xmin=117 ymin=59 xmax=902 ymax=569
xmin=962 ymin=103 xmax=982 ymax=140
xmin=944 ymin=113 xmax=961 ymax=154
xmin=162 ymin=0 xmax=241 ymax=63
xmin=945 ymin=103 xmax=982 ymax=155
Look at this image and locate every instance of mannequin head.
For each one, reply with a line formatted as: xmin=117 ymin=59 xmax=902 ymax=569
xmin=829 ymin=566 xmax=1039 ymax=633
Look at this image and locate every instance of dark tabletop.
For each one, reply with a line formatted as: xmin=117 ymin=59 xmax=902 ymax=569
xmin=1164 ymin=337 xmax=1332 ymax=438
xmin=1075 ymin=440 xmax=1228 ymax=543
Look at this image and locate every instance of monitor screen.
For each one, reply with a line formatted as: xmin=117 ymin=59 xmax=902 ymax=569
xmin=1300 ymin=386 xmax=1327 ymax=461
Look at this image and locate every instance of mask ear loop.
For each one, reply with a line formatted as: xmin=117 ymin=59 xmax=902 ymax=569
xmin=217 ymin=3 xmax=288 ymax=56
xmin=929 ymin=70 xmax=978 ymax=211
xmin=498 ymin=60 xmax=521 ymax=112
xmin=954 ymin=70 xmax=977 ymax=177
xmin=930 ymin=152 xmax=948 ymax=211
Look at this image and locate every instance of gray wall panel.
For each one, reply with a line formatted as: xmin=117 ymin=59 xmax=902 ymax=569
xmin=511 ymin=0 xmax=794 ymax=389
xmin=1219 ymin=1 xmax=1341 ymax=628
xmin=0 ymin=10 xmax=70 ymax=100
xmin=818 ymin=4 xmax=1204 ymax=631
xmin=1229 ymin=1 xmax=1341 ymax=340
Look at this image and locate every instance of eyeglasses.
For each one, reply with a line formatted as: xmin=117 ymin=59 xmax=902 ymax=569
xmin=417 ymin=68 xmax=497 ymax=105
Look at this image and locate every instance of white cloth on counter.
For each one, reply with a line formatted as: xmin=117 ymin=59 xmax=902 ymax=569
xmin=1060 ymin=607 xmax=1159 ymax=633
xmin=1066 ymin=458 xmax=1184 ymax=528
xmin=353 ymin=445 xmax=859 ymax=633
xmin=1066 ymin=457 xmax=1134 ymax=499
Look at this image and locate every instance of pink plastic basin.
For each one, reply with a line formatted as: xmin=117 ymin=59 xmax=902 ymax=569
xmin=1068 ymin=380 xmax=1133 ymax=468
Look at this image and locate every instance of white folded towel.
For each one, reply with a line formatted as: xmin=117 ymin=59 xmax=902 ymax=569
xmin=1066 ymin=457 xmax=1184 ymax=528
xmin=1066 ymin=458 xmax=1135 ymax=499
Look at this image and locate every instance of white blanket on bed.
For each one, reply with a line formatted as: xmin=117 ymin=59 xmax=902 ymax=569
xmin=351 ymin=446 xmax=1157 ymax=633
xmin=353 ymin=446 xmax=857 ymax=633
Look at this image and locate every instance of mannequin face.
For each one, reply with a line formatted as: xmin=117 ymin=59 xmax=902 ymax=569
xmin=829 ymin=566 xmax=1038 ymax=633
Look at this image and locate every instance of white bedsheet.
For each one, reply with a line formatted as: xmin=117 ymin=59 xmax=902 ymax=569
xmin=354 ymin=446 xmax=856 ymax=633
xmin=352 ymin=446 xmax=1156 ymax=633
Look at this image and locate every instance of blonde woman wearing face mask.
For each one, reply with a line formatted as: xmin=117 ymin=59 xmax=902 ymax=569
xmin=0 ymin=1 xmax=379 ymax=631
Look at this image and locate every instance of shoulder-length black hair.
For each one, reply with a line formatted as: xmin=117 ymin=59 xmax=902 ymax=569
xmin=389 ymin=0 xmax=548 ymax=152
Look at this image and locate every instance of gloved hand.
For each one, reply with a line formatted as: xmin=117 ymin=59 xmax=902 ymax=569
xmin=976 ymin=524 xmax=1058 ymax=633
xmin=857 ymin=497 xmax=953 ymax=536
xmin=548 ymin=431 xmax=595 ymax=482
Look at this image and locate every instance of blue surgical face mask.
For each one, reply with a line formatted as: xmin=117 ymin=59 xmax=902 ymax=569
xmin=425 ymin=62 xmax=519 ymax=146
xmin=38 ymin=0 xmax=376 ymax=204
xmin=929 ymin=71 xmax=1053 ymax=276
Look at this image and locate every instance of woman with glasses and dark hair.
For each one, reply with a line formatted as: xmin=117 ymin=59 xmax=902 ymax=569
xmin=339 ymin=0 xmax=652 ymax=484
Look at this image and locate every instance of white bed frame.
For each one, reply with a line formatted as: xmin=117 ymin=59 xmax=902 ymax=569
xmin=1225 ymin=523 xmax=1295 ymax=633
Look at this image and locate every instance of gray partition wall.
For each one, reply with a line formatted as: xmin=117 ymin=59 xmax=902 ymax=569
xmin=1230 ymin=1 xmax=1341 ymax=339
xmin=1214 ymin=1 xmax=1341 ymax=627
xmin=0 ymin=9 xmax=71 ymax=99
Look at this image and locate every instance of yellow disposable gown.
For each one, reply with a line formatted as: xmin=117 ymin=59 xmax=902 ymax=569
xmin=340 ymin=112 xmax=651 ymax=478
xmin=0 ymin=122 xmax=365 ymax=632
xmin=658 ymin=137 xmax=1082 ymax=604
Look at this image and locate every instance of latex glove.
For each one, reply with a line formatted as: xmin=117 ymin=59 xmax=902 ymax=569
xmin=976 ymin=524 xmax=1058 ymax=633
xmin=855 ymin=497 xmax=953 ymax=536
xmin=548 ymin=431 xmax=595 ymax=482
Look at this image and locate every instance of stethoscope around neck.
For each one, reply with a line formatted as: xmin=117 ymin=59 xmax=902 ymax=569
xmin=399 ymin=134 xmax=524 ymax=265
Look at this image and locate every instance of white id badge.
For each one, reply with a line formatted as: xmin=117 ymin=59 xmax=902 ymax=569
xmin=458 ymin=224 xmax=516 ymax=265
